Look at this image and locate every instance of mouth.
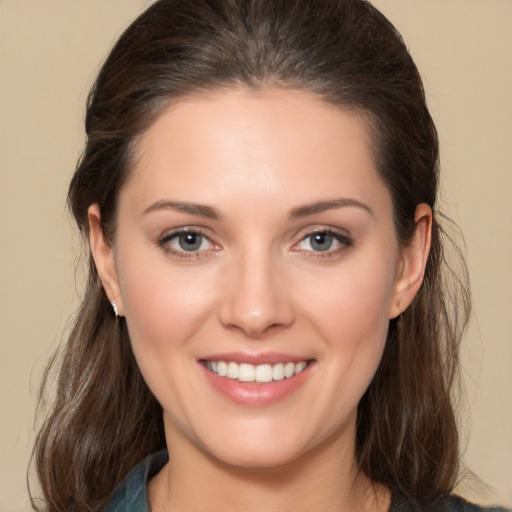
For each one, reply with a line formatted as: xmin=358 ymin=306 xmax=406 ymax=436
xmin=200 ymin=356 xmax=315 ymax=405
xmin=202 ymin=360 xmax=311 ymax=383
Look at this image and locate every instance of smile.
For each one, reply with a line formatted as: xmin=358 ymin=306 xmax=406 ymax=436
xmin=205 ymin=360 xmax=309 ymax=383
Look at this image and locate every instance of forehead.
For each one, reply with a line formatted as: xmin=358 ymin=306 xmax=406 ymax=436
xmin=123 ymin=87 xmax=391 ymax=216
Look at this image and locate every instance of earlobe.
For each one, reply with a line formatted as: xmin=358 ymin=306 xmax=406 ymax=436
xmin=390 ymin=203 xmax=432 ymax=319
xmin=88 ymin=204 xmax=124 ymax=317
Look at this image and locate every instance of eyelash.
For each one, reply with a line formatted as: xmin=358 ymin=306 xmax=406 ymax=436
xmin=158 ymin=228 xmax=352 ymax=260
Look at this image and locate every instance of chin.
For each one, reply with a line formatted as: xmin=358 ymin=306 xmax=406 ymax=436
xmin=193 ymin=417 xmax=343 ymax=472
xmin=207 ymin=442 xmax=308 ymax=471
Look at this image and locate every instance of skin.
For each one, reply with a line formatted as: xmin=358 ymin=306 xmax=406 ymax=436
xmin=89 ymin=88 xmax=431 ymax=512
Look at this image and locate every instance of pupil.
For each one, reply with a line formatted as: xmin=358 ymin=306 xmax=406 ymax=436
xmin=179 ymin=233 xmax=201 ymax=251
xmin=311 ymin=233 xmax=332 ymax=251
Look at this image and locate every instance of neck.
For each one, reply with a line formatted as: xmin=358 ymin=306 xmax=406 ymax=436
xmin=148 ymin=418 xmax=390 ymax=512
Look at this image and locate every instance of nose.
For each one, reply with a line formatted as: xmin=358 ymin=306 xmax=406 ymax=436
xmin=218 ymin=248 xmax=295 ymax=338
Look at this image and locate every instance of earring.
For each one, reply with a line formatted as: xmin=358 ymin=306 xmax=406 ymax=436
xmin=111 ymin=300 xmax=119 ymax=318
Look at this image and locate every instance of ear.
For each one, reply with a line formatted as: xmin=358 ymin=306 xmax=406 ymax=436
xmin=88 ymin=204 xmax=124 ymax=316
xmin=389 ymin=203 xmax=432 ymax=319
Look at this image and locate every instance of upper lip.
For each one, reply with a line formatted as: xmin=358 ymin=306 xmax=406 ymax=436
xmin=199 ymin=352 xmax=313 ymax=365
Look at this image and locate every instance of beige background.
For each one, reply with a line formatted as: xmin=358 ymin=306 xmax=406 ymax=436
xmin=0 ymin=1 xmax=511 ymax=510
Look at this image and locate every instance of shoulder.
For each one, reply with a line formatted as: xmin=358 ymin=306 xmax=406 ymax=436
xmin=103 ymin=450 xmax=168 ymax=512
xmin=392 ymin=491 xmax=511 ymax=512
xmin=439 ymin=495 xmax=511 ymax=512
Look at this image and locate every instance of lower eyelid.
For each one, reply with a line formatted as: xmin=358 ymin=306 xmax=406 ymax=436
xmin=160 ymin=228 xmax=207 ymax=242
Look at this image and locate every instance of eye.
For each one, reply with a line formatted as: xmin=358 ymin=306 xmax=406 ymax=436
xmin=307 ymin=232 xmax=335 ymax=251
xmin=159 ymin=229 xmax=216 ymax=257
xmin=174 ymin=232 xmax=207 ymax=252
xmin=296 ymin=230 xmax=351 ymax=253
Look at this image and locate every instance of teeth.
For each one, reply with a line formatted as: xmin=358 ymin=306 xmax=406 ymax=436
xmin=227 ymin=362 xmax=239 ymax=379
xmin=284 ymin=362 xmax=295 ymax=378
xmin=217 ymin=361 xmax=227 ymax=377
xmin=255 ymin=364 xmax=272 ymax=383
xmin=272 ymin=363 xmax=285 ymax=381
xmin=206 ymin=360 xmax=309 ymax=382
xmin=239 ymin=363 xmax=255 ymax=382
xmin=295 ymin=361 xmax=307 ymax=374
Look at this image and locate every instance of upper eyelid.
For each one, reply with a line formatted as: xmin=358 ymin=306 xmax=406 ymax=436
xmin=296 ymin=226 xmax=351 ymax=241
xmin=301 ymin=227 xmax=349 ymax=236
xmin=160 ymin=227 xmax=213 ymax=241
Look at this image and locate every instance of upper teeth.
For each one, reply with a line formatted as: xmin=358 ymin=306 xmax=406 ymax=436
xmin=206 ymin=361 xmax=308 ymax=383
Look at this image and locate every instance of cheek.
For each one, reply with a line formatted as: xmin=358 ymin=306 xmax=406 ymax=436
xmin=304 ymin=259 xmax=397 ymax=337
xmin=299 ymin=258 xmax=397 ymax=387
xmin=116 ymin=255 xmax=221 ymax=418
xmin=117 ymin=250 xmax=217 ymax=358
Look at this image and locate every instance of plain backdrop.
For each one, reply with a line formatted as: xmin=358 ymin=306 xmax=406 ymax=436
xmin=1 ymin=1 xmax=511 ymax=510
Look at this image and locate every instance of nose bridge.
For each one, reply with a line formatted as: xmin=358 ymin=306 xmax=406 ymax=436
xmin=218 ymin=239 xmax=294 ymax=337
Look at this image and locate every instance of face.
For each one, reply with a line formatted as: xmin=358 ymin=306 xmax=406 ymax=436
xmin=90 ymin=88 xmax=429 ymax=470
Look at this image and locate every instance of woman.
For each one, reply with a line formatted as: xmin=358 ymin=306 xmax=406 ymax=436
xmin=31 ymin=1 xmax=507 ymax=511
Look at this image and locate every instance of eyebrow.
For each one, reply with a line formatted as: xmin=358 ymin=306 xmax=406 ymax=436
xmin=142 ymin=200 xmax=220 ymax=219
xmin=142 ymin=197 xmax=372 ymax=220
xmin=289 ymin=198 xmax=373 ymax=219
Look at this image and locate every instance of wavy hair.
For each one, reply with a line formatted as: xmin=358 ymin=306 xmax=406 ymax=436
xmin=31 ymin=1 xmax=471 ymax=510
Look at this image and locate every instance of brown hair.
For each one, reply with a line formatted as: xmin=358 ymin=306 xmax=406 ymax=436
xmin=32 ymin=1 xmax=471 ymax=510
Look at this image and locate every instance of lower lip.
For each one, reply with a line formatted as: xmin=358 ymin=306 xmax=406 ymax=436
xmin=201 ymin=362 xmax=314 ymax=406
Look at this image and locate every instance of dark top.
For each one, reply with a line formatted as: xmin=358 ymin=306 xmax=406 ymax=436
xmin=104 ymin=451 xmax=510 ymax=512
